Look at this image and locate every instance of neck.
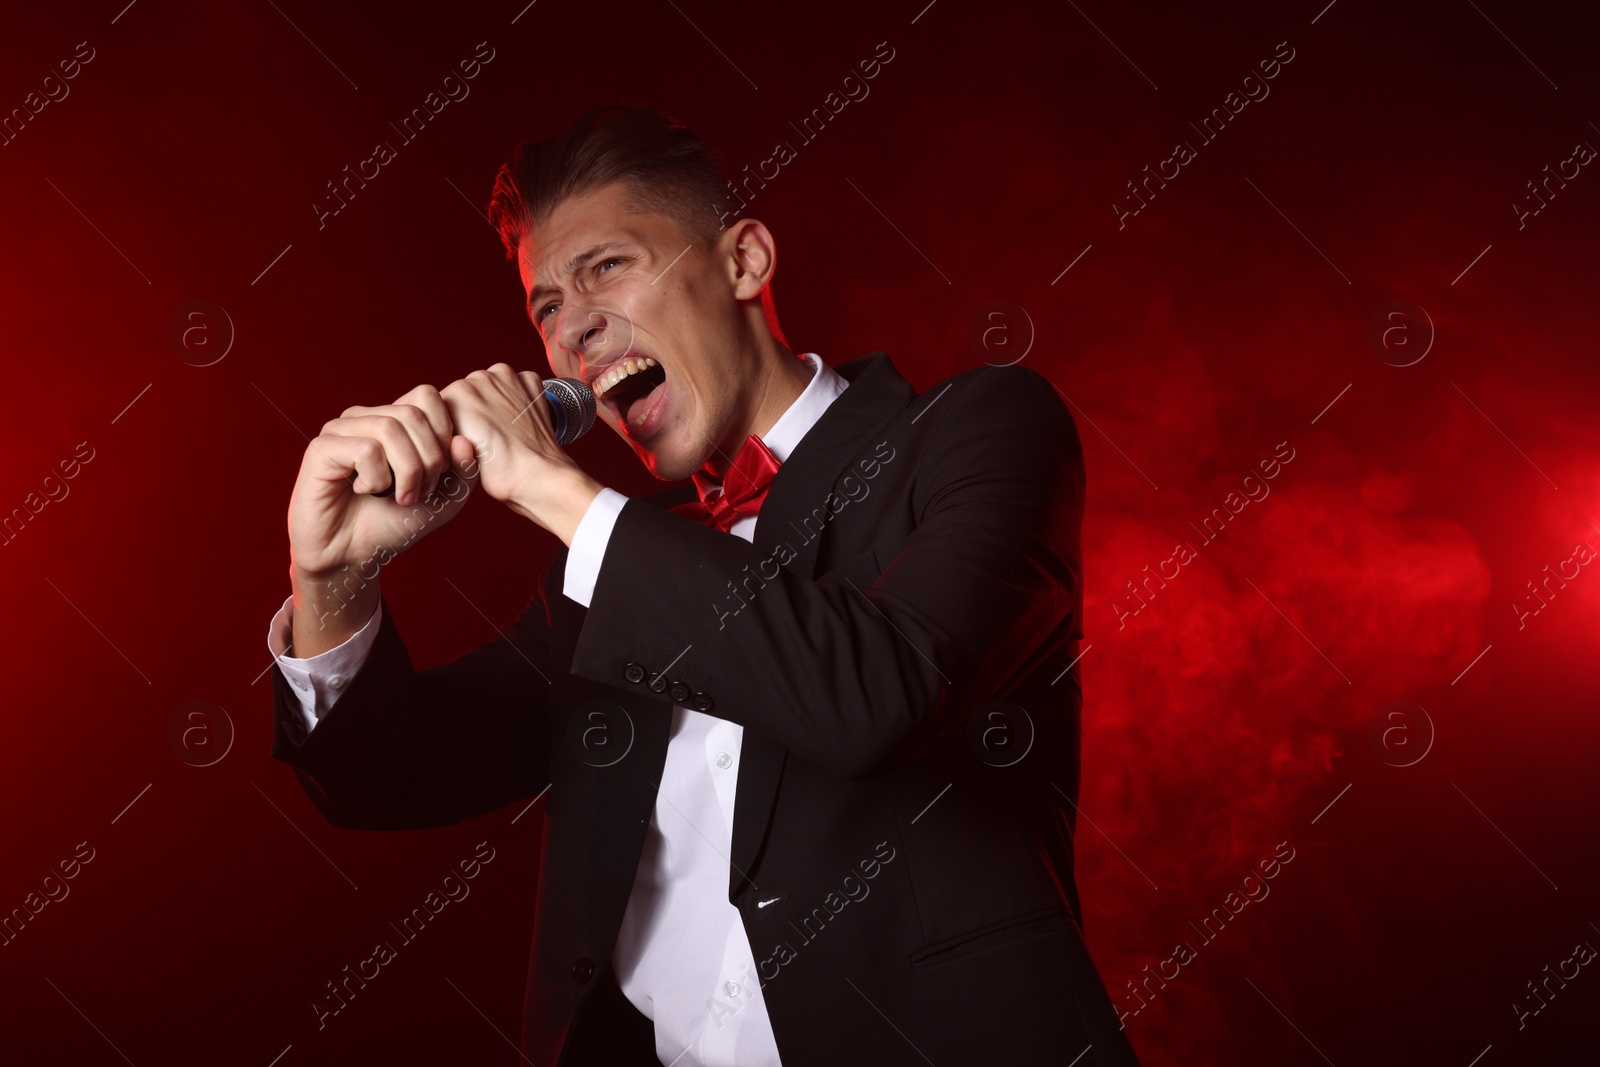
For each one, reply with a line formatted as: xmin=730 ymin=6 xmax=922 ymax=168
xmin=706 ymin=341 xmax=811 ymax=480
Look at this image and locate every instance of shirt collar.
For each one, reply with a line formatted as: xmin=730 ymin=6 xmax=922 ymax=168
xmin=757 ymin=351 xmax=850 ymax=464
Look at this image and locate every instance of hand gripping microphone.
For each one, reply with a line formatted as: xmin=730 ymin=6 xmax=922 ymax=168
xmin=372 ymin=377 xmax=597 ymax=498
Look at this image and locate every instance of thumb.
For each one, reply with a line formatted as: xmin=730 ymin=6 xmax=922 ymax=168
xmin=448 ymin=435 xmax=483 ymax=490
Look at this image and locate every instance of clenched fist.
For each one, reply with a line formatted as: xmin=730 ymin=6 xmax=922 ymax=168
xmin=436 ymin=363 xmax=582 ymax=521
xmin=435 ymin=364 xmax=601 ymax=543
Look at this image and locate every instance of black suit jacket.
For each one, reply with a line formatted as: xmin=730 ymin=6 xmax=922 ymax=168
xmin=269 ymin=351 xmax=1141 ymax=1066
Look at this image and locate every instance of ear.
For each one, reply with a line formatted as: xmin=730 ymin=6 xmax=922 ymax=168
xmin=723 ymin=218 xmax=777 ymax=300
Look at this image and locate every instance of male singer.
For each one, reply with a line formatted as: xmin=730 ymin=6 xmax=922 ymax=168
xmin=266 ymin=105 xmax=1140 ymax=1066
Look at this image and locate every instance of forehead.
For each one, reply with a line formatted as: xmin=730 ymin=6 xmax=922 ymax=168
xmin=517 ymin=182 xmax=670 ymax=296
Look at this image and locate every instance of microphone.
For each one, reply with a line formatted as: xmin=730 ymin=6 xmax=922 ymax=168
xmin=371 ymin=377 xmax=596 ymax=498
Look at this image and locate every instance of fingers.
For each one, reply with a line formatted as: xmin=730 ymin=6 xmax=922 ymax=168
xmin=306 ymin=372 xmax=547 ymax=508
xmin=440 ymin=364 xmax=549 ymax=447
xmin=450 ymin=435 xmax=481 ymax=480
xmin=392 ymin=385 xmax=454 ymax=458
xmin=321 ymin=408 xmax=446 ymax=504
xmin=389 ymin=385 xmax=457 ymax=496
xmin=304 ymin=431 xmax=398 ymax=500
xmin=517 ymin=369 xmax=547 ymax=398
xmin=464 ymin=363 xmax=542 ymax=395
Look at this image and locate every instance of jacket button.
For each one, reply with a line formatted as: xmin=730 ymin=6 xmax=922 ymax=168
xmin=623 ymin=662 xmax=646 ymax=684
xmin=647 ymin=674 xmax=668 ymax=694
xmin=669 ymin=680 xmax=691 ymax=703
xmin=692 ymin=691 xmax=715 ymax=713
xmin=572 ymin=957 xmax=594 ymax=983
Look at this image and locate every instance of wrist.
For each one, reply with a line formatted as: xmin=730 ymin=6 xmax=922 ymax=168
xmin=512 ymin=465 xmax=604 ymax=546
xmin=288 ymin=563 xmax=379 ymax=656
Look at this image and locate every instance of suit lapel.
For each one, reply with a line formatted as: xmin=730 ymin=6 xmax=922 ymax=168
xmin=750 ymin=351 xmax=915 ymax=573
xmin=555 ymin=352 xmax=919 ymax=909
xmin=728 ymin=351 xmax=918 ymax=897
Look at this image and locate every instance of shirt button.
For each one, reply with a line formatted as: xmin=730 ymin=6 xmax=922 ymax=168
xmin=328 ymin=674 xmax=346 ymax=689
xmin=715 ymin=751 xmax=732 ymax=770
xmin=723 ymin=980 xmax=741 ymax=998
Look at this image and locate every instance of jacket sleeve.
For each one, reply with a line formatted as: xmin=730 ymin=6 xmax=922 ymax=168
xmin=266 ymin=592 xmax=385 ymax=735
xmin=570 ymin=364 xmax=1085 ymax=779
xmin=267 ymin=570 xmax=557 ymax=830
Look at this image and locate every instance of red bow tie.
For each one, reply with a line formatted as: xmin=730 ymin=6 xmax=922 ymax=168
xmin=670 ymin=434 xmax=782 ymax=533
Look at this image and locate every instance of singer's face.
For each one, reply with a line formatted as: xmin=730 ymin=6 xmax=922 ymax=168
xmin=519 ymin=180 xmax=768 ymax=483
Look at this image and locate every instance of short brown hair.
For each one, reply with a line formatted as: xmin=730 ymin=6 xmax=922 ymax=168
xmin=487 ymin=104 xmax=732 ymax=262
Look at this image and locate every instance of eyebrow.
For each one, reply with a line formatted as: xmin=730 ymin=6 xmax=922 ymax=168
xmin=526 ymin=241 xmax=633 ymax=313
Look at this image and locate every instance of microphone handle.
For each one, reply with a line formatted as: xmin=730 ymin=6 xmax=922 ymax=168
xmin=370 ymin=376 xmax=595 ymax=498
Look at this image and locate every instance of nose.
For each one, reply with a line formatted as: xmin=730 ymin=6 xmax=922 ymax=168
xmin=554 ymin=302 xmax=608 ymax=370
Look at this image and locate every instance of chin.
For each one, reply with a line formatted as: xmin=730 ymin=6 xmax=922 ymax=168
xmin=646 ymin=436 xmax=706 ymax=483
xmin=621 ymin=431 xmax=677 ymax=480
xmin=648 ymin=453 xmax=696 ymax=483
xmin=612 ymin=411 xmax=700 ymax=482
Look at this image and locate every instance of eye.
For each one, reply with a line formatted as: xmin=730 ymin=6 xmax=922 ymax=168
xmin=536 ymin=258 xmax=625 ymax=325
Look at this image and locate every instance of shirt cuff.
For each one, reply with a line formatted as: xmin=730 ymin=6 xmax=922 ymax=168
xmin=266 ymin=593 xmax=383 ymax=734
xmin=563 ymin=487 xmax=631 ymax=608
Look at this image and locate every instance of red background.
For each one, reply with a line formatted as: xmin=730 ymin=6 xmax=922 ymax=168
xmin=2 ymin=1 xmax=1596 ymax=1064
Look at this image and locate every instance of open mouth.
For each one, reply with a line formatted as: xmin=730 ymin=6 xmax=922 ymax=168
xmin=596 ymin=358 xmax=668 ymax=429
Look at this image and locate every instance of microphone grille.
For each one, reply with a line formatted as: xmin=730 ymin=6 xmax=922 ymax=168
xmin=542 ymin=377 xmax=597 ymax=445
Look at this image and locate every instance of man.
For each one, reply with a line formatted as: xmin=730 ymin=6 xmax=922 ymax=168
xmin=267 ymin=105 xmax=1140 ymax=1066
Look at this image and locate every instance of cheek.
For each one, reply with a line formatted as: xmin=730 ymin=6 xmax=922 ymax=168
xmin=545 ymin=349 xmax=575 ymax=380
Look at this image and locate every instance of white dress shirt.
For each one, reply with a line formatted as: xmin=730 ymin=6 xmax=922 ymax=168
xmin=266 ymin=351 xmax=849 ymax=1066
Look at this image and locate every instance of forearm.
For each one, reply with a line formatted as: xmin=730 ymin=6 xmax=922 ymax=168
xmin=289 ymin=562 xmax=381 ymax=658
xmin=509 ymin=466 xmax=606 ymax=548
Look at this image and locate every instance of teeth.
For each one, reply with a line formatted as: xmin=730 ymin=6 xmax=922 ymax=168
xmin=593 ymin=356 xmax=658 ymax=399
